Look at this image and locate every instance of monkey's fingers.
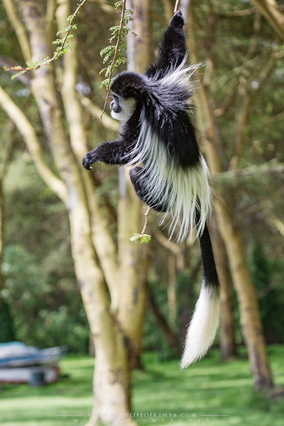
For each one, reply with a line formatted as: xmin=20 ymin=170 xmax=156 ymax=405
xmin=82 ymin=154 xmax=94 ymax=170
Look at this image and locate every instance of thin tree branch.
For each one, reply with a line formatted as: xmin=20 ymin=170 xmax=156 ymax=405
xmin=252 ymin=0 xmax=284 ymax=39
xmin=100 ymin=0 xmax=127 ymax=120
xmin=2 ymin=0 xmax=32 ymax=63
xmin=266 ymin=210 xmax=284 ymax=237
xmin=174 ymin=0 xmax=181 ymax=14
xmin=155 ymin=230 xmax=182 ymax=255
xmin=57 ymin=0 xmax=119 ymax=305
xmin=80 ymin=96 xmax=120 ymax=132
xmin=4 ymin=0 xmax=88 ymax=76
xmin=0 ymin=123 xmax=15 ymax=183
xmin=214 ymin=161 xmax=284 ymax=184
xmin=0 ymin=86 xmax=68 ymax=202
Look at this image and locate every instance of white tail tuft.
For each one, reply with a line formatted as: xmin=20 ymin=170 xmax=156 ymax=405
xmin=180 ymin=283 xmax=220 ymax=369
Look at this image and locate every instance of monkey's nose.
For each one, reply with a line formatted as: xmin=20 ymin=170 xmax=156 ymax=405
xmin=110 ymin=101 xmax=122 ymax=114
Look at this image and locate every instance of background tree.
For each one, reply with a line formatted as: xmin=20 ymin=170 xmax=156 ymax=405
xmin=0 ymin=1 xmax=284 ymax=424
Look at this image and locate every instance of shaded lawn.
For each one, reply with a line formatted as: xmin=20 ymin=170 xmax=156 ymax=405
xmin=0 ymin=346 xmax=284 ymax=425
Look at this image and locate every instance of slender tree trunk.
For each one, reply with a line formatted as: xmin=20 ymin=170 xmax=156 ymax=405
xmin=117 ymin=0 xmax=150 ymax=369
xmin=2 ymin=0 xmax=152 ymax=421
xmin=187 ymin=3 xmax=273 ymax=390
xmin=0 ymin=125 xmax=15 ymax=308
xmin=14 ymin=1 xmax=136 ymax=423
xmin=252 ymin=0 xmax=284 ymax=39
xmin=210 ymin=221 xmax=237 ymax=359
xmin=168 ymin=254 xmax=177 ymax=324
xmin=147 ymin=282 xmax=179 ymax=353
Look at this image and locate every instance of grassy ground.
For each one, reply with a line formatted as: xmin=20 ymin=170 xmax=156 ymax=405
xmin=0 ymin=346 xmax=284 ymax=426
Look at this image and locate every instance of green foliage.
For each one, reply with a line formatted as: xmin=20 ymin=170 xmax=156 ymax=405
xmin=2 ymin=245 xmax=89 ymax=353
xmin=3 ymin=1 xmax=86 ymax=79
xmin=130 ymin=233 xmax=151 ymax=244
xmin=1 ymin=155 xmax=89 ymax=353
xmin=0 ymin=297 xmax=16 ymax=342
xmin=250 ymin=244 xmax=284 ymax=344
xmin=143 ymin=279 xmax=173 ymax=360
xmin=99 ymin=1 xmax=136 ymax=90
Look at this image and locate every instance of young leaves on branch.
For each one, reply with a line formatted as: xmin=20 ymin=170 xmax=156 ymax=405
xmin=99 ymin=1 xmax=136 ymax=120
xmin=4 ymin=0 xmax=88 ymax=80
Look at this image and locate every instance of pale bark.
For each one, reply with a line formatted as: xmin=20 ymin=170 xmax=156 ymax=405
xmin=162 ymin=0 xmax=173 ymax=22
xmin=1 ymin=1 xmax=135 ymax=424
xmin=168 ymin=254 xmax=177 ymax=323
xmin=187 ymin=3 xmax=273 ymax=390
xmin=210 ymin=222 xmax=237 ymax=360
xmin=118 ymin=171 xmax=148 ymax=367
xmin=0 ymin=86 xmax=68 ymax=202
xmin=0 ymin=124 xmax=15 ymax=299
xmin=117 ymin=0 xmax=150 ymax=368
xmin=3 ymin=0 xmax=32 ymax=63
xmin=79 ymin=97 xmax=120 ymax=132
xmin=232 ymin=54 xmax=279 ymax=168
xmin=56 ymin=0 xmax=119 ymax=302
xmin=252 ymin=0 xmax=284 ymax=39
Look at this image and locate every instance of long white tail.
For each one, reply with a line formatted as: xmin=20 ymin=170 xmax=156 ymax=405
xmin=180 ymin=284 xmax=220 ymax=368
xmin=180 ymin=220 xmax=220 ymax=369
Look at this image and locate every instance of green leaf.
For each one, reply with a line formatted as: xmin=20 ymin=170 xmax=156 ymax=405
xmin=100 ymin=46 xmax=115 ymax=57
xmin=130 ymin=234 xmax=151 ymax=244
xmin=11 ymin=70 xmax=27 ymax=80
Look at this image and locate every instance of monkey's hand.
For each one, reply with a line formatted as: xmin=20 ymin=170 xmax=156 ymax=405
xmin=82 ymin=149 xmax=99 ymax=170
xmin=169 ymin=10 xmax=185 ymax=29
xmin=82 ymin=140 xmax=132 ymax=168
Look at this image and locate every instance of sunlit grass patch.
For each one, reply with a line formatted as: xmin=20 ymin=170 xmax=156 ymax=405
xmin=0 ymin=347 xmax=284 ymax=426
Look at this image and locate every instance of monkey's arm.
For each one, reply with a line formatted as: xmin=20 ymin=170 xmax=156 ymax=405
xmin=145 ymin=11 xmax=186 ymax=78
xmin=82 ymin=139 xmax=132 ymax=169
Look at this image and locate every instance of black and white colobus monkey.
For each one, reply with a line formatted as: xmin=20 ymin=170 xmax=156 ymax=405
xmin=82 ymin=11 xmax=220 ymax=368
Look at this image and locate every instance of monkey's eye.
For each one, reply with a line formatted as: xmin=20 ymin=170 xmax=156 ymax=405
xmin=110 ymin=93 xmax=119 ymax=100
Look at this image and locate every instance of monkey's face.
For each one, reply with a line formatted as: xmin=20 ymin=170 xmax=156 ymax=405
xmin=110 ymin=93 xmax=136 ymax=122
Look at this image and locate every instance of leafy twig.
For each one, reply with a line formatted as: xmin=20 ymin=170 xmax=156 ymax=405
xmin=99 ymin=0 xmax=136 ymax=121
xmin=130 ymin=3 xmax=181 ymax=244
xmin=130 ymin=207 xmax=151 ymax=244
xmin=4 ymin=0 xmax=88 ymax=80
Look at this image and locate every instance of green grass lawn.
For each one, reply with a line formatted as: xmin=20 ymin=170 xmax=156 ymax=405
xmin=0 ymin=346 xmax=284 ymax=426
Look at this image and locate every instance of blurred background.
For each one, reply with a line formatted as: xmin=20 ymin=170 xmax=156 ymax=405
xmin=0 ymin=0 xmax=284 ymax=425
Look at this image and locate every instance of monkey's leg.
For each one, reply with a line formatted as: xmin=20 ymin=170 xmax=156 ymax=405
xmin=129 ymin=166 xmax=169 ymax=212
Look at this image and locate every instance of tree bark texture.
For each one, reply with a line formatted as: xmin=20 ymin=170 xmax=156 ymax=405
xmin=0 ymin=0 xmax=152 ymax=423
xmin=210 ymin=221 xmax=237 ymax=360
xmin=117 ymin=0 xmax=150 ymax=369
xmin=252 ymin=0 xmax=284 ymax=39
xmin=187 ymin=3 xmax=274 ymax=390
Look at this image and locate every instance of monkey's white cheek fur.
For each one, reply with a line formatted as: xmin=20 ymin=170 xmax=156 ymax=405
xmin=111 ymin=97 xmax=137 ymax=122
xmin=180 ymin=284 xmax=220 ymax=369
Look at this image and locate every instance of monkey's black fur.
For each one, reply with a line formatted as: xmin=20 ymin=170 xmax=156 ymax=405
xmin=83 ymin=12 xmax=199 ymax=173
xmin=82 ymin=11 xmax=220 ymax=367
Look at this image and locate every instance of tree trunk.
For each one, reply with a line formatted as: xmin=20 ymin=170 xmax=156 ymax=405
xmin=167 ymin=254 xmax=177 ymax=324
xmin=117 ymin=0 xmax=150 ymax=370
xmin=8 ymin=1 xmax=137 ymax=423
xmin=210 ymin=221 xmax=237 ymax=359
xmin=252 ymin=0 xmax=284 ymax=39
xmin=187 ymin=3 xmax=274 ymax=390
xmin=0 ymin=125 xmax=16 ymax=308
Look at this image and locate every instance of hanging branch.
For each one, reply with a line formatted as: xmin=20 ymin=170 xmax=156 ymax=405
xmin=4 ymin=0 xmax=88 ymax=80
xmin=99 ymin=0 xmax=136 ymax=120
xmin=174 ymin=0 xmax=181 ymax=14
xmin=130 ymin=207 xmax=151 ymax=244
xmin=130 ymin=2 xmax=182 ymax=244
